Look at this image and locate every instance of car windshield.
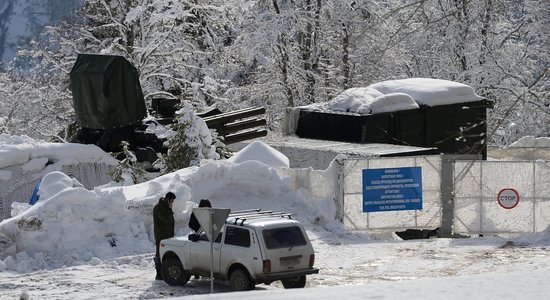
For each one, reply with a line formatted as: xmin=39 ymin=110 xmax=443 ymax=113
xmin=262 ymin=226 xmax=307 ymax=249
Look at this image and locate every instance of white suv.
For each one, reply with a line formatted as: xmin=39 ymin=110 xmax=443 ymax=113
xmin=159 ymin=210 xmax=319 ymax=291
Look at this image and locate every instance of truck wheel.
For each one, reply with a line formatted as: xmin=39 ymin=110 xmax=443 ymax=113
xmin=282 ymin=275 xmax=306 ymax=288
xmin=161 ymin=257 xmax=190 ymax=286
xmin=229 ymin=269 xmax=254 ymax=291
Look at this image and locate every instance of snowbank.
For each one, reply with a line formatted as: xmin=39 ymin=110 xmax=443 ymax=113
xmin=0 ymin=140 xmax=337 ymax=272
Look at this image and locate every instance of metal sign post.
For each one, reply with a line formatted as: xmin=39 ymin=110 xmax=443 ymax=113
xmin=209 ymin=209 xmax=213 ymax=293
xmin=192 ymin=207 xmax=231 ymax=293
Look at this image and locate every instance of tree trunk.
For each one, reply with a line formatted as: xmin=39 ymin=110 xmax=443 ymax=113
xmin=479 ymin=0 xmax=492 ymax=66
xmin=276 ymin=36 xmax=294 ymax=108
xmin=300 ymin=0 xmax=322 ymax=104
xmin=342 ymin=22 xmax=351 ymax=89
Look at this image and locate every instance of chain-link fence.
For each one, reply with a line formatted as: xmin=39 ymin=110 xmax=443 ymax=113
xmin=340 ymin=155 xmax=550 ymax=235
xmin=453 ymin=160 xmax=550 ymax=234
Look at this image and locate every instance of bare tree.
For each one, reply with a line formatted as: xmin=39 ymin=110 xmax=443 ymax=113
xmin=384 ymin=0 xmax=549 ymax=146
xmin=1 ymin=0 xmax=548 ymax=146
xmin=1 ymin=0 xmax=232 ymax=141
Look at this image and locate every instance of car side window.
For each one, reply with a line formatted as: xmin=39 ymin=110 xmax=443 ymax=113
xmin=224 ymin=226 xmax=250 ymax=248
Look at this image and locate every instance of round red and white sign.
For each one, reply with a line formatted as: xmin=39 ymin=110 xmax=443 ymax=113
xmin=497 ymin=188 xmax=520 ymax=209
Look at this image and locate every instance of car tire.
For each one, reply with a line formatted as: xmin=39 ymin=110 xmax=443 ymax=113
xmin=229 ymin=268 xmax=254 ymax=291
xmin=282 ymin=275 xmax=306 ymax=288
xmin=161 ymin=257 xmax=190 ymax=286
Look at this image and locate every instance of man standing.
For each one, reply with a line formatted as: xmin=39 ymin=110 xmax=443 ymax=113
xmin=153 ymin=191 xmax=176 ymax=280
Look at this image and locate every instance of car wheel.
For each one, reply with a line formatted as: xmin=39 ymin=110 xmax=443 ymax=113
xmin=229 ymin=268 xmax=254 ymax=291
xmin=161 ymin=257 xmax=190 ymax=286
xmin=282 ymin=275 xmax=306 ymax=288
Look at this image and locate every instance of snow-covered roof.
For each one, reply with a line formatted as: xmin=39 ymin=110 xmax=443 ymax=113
xmin=260 ymin=136 xmax=437 ymax=169
xmin=0 ymin=134 xmax=119 ymax=169
xmin=267 ymin=136 xmax=436 ymax=157
xmin=303 ymin=78 xmax=484 ymax=115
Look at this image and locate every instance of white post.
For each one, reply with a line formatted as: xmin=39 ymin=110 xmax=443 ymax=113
xmin=209 ymin=209 xmax=214 ymax=293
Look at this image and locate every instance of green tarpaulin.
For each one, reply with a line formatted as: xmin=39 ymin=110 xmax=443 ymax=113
xmin=70 ymin=54 xmax=146 ymax=129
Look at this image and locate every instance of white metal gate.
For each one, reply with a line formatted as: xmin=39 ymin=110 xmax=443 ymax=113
xmin=342 ymin=155 xmax=442 ymax=231
xmin=453 ymin=160 xmax=550 ymax=234
xmin=341 ymin=156 xmax=550 ymax=235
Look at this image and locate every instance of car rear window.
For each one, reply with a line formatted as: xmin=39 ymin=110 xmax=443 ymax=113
xmin=262 ymin=226 xmax=307 ymax=249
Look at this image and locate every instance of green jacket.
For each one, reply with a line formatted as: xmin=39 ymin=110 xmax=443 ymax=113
xmin=153 ymin=197 xmax=175 ymax=243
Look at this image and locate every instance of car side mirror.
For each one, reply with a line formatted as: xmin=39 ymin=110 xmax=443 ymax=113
xmin=188 ymin=233 xmax=199 ymax=242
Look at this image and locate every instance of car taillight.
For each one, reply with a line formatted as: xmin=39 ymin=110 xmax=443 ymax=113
xmin=263 ymin=259 xmax=271 ymax=273
xmin=309 ymin=254 xmax=315 ymax=267
xmin=160 ymin=243 xmax=165 ymax=248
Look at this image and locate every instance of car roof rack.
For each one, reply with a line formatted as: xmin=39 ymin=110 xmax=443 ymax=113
xmin=227 ymin=209 xmax=293 ymax=226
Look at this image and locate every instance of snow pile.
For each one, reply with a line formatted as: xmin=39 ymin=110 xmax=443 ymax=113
xmin=0 ymin=133 xmax=118 ymax=169
xmin=328 ymin=87 xmax=419 ymax=114
xmin=228 ymin=140 xmax=290 ymax=168
xmin=315 ymin=78 xmax=483 ymax=114
xmin=38 ymin=171 xmax=85 ymax=200
xmin=368 ymin=78 xmax=484 ymax=106
xmin=517 ymin=224 xmax=550 ymax=245
xmin=0 ymin=141 xmax=336 ymax=272
xmin=510 ymin=136 xmax=550 ymax=148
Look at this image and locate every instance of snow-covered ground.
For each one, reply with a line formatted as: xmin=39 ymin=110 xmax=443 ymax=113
xmin=2 ymin=227 xmax=550 ymax=299
xmin=2 ymin=138 xmax=550 ymax=299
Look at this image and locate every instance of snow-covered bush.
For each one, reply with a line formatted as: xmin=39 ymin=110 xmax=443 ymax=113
xmin=161 ymin=104 xmax=220 ymax=173
xmin=109 ymin=141 xmax=146 ymax=185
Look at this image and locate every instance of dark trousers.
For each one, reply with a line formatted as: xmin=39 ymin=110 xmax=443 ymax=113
xmin=154 ymin=240 xmax=162 ymax=279
xmin=155 ymin=240 xmax=160 ymax=258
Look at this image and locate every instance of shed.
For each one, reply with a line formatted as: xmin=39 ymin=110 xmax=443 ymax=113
xmin=289 ymin=78 xmax=493 ymax=159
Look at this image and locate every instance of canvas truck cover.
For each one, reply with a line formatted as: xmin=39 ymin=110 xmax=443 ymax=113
xmin=70 ymin=54 xmax=146 ymax=129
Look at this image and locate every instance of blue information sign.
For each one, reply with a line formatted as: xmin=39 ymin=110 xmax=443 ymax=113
xmin=362 ymin=167 xmax=423 ymax=212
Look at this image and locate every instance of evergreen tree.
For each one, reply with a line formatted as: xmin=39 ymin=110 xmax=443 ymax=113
xmin=162 ymin=104 xmax=219 ymax=173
